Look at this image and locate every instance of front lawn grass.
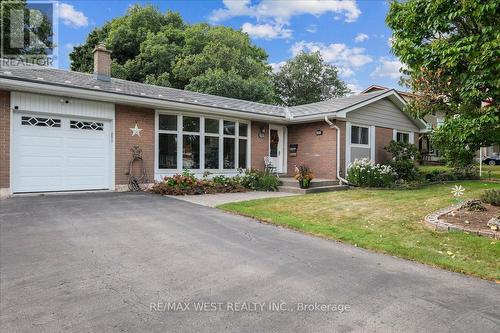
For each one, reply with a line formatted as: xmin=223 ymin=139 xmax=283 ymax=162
xmin=219 ymin=181 xmax=500 ymax=280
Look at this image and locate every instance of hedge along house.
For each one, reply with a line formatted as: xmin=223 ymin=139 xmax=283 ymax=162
xmin=0 ymin=46 xmax=427 ymax=197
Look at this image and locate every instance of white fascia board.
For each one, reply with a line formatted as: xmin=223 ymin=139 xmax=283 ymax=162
xmin=0 ymin=78 xmax=287 ymax=123
xmin=288 ymin=113 xmax=346 ymax=123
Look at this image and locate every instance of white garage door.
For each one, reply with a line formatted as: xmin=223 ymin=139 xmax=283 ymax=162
xmin=12 ymin=113 xmax=112 ymax=193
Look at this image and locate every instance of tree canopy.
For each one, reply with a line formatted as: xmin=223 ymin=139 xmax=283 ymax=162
xmin=273 ymin=52 xmax=350 ymax=106
xmin=387 ymin=0 xmax=499 ymax=166
xmin=69 ymin=5 xmax=274 ymax=103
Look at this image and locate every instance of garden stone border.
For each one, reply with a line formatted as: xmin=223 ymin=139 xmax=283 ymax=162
xmin=424 ymin=201 xmax=499 ymax=239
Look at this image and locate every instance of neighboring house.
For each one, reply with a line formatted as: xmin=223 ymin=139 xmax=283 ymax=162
xmin=363 ymin=85 xmax=500 ymax=163
xmin=0 ymin=46 xmax=427 ymax=197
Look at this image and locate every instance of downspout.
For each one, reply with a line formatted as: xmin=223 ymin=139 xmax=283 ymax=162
xmin=324 ymin=115 xmax=349 ymax=185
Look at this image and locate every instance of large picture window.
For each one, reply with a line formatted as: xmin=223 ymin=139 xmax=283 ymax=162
xmin=351 ymin=125 xmax=369 ymax=145
xmin=157 ymin=113 xmax=249 ymax=172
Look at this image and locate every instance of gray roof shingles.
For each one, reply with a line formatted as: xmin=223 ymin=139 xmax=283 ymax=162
xmin=0 ymin=65 xmax=390 ymax=119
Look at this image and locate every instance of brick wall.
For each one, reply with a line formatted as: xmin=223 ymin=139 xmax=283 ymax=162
xmin=0 ymin=91 xmax=10 ymax=189
xmin=250 ymin=121 xmax=269 ymax=171
xmin=287 ymin=121 xmax=337 ymax=179
xmin=115 ymin=105 xmax=155 ymax=185
xmin=375 ymin=126 xmax=393 ymax=164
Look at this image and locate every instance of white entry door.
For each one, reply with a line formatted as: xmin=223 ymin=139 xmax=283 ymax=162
xmin=12 ymin=113 xmax=112 ymax=193
xmin=269 ymin=125 xmax=284 ymax=173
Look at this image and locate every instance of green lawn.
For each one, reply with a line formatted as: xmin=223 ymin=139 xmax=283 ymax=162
xmin=219 ymin=181 xmax=500 ymax=280
xmin=420 ymin=164 xmax=500 ymax=180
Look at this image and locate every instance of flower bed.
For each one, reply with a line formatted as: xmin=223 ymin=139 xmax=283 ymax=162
xmin=346 ymin=158 xmax=396 ymax=187
xmin=150 ymin=169 xmax=280 ymax=195
xmin=425 ymin=200 xmax=500 ymax=239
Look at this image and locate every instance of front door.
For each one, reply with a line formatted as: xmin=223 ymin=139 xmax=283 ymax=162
xmin=269 ymin=125 xmax=284 ymax=173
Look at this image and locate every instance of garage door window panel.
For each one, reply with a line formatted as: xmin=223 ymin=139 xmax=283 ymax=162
xmin=21 ymin=116 xmax=61 ymax=128
xmin=70 ymin=120 xmax=104 ymax=131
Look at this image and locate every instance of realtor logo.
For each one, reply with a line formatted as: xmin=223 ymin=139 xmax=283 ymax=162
xmin=1 ymin=1 xmax=57 ymax=66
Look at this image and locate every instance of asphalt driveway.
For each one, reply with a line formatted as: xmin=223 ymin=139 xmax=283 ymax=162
xmin=1 ymin=192 xmax=499 ymax=332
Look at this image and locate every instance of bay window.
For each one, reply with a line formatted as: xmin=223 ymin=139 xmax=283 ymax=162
xmin=157 ymin=112 xmax=249 ymax=172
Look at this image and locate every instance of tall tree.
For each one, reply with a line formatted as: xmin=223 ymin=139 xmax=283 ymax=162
xmin=387 ymin=0 xmax=499 ymax=167
xmin=273 ymin=52 xmax=350 ymax=106
xmin=69 ymin=5 xmax=275 ymax=103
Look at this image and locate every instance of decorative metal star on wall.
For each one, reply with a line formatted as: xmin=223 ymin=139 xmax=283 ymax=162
xmin=130 ymin=123 xmax=143 ymax=137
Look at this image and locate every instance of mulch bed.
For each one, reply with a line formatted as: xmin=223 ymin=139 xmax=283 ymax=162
xmin=440 ymin=204 xmax=499 ymax=234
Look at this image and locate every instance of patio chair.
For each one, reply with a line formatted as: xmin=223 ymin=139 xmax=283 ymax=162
xmin=264 ymin=156 xmax=277 ymax=175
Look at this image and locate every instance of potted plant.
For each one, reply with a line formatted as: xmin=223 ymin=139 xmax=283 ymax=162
xmin=294 ymin=164 xmax=314 ymax=189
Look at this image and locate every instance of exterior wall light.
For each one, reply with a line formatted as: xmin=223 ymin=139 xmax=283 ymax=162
xmin=315 ymin=128 xmax=323 ymax=136
xmin=258 ymin=127 xmax=266 ymax=138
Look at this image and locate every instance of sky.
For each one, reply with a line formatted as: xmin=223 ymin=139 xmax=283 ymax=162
xmin=52 ymin=0 xmax=404 ymax=93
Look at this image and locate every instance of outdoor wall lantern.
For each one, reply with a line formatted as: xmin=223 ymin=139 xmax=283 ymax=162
xmin=258 ymin=127 xmax=266 ymax=138
xmin=315 ymin=128 xmax=323 ymax=136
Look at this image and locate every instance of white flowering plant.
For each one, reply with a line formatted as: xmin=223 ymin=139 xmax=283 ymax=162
xmin=347 ymin=158 xmax=396 ymax=187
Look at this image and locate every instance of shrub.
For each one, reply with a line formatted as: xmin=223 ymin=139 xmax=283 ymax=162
xmin=347 ymin=158 xmax=396 ymax=187
xmin=239 ymin=169 xmax=280 ymax=191
xmin=463 ymin=200 xmax=486 ymax=211
xmin=384 ymin=140 xmax=421 ymax=181
xmin=480 ymin=189 xmax=500 ymax=206
xmin=421 ymin=166 xmax=479 ymax=182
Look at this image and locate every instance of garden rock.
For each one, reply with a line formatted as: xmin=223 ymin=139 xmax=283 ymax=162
xmin=487 ymin=217 xmax=500 ymax=231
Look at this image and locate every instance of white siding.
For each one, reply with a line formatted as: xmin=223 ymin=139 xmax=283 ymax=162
xmin=11 ymin=92 xmax=114 ymax=120
xmin=346 ymin=98 xmax=419 ymax=132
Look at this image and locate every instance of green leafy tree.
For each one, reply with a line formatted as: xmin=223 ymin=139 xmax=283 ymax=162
xmin=273 ymin=51 xmax=350 ymax=106
xmin=386 ymin=0 xmax=500 ymax=167
xmin=69 ymin=5 xmax=275 ymax=103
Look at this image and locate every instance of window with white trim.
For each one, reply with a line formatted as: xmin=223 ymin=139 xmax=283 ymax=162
xmin=351 ymin=125 xmax=369 ymax=145
xmin=396 ymin=131 xmax=410 ymax=143
xmin=204 ymin=118 xmax=219 ymax=169
xmin=182 ymin=116 xmax=200 ymax=169
xmin=157 ymin=113 xmax=248 ymax=171
xmin=238 ymin=123 xmax=248 ymax=169
xmin=158 ymin=115 xmax=178 ymax=169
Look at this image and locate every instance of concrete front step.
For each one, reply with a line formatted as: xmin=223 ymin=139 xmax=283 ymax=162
xmin=279 ymin=177 xmax=340 ymax=188
xmin=278 ymin=185 xmax=349 ymax=194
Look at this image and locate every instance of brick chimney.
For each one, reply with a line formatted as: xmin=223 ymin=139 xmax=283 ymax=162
xmin=93 ymin=43 xmax=112 ymax=82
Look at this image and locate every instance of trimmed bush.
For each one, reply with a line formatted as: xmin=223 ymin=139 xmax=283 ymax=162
xmin=480 ymin=189 xmax=500 ymax=206
xmin=347 ymin=158 xmax=396 ymax=187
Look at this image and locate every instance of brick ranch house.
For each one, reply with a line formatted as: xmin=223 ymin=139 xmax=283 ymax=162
xmin=0 ymin=46 xmax=427 ymax=197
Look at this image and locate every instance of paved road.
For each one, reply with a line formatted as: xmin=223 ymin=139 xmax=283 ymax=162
xmin=1 ymin=192 xmax=499 ymax=332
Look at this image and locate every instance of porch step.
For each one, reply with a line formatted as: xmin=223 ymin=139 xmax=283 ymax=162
xmin=278 ymin=185 xmax=349 ymax=194
xmin=279 ymin=177 xmax=340 ymax=188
